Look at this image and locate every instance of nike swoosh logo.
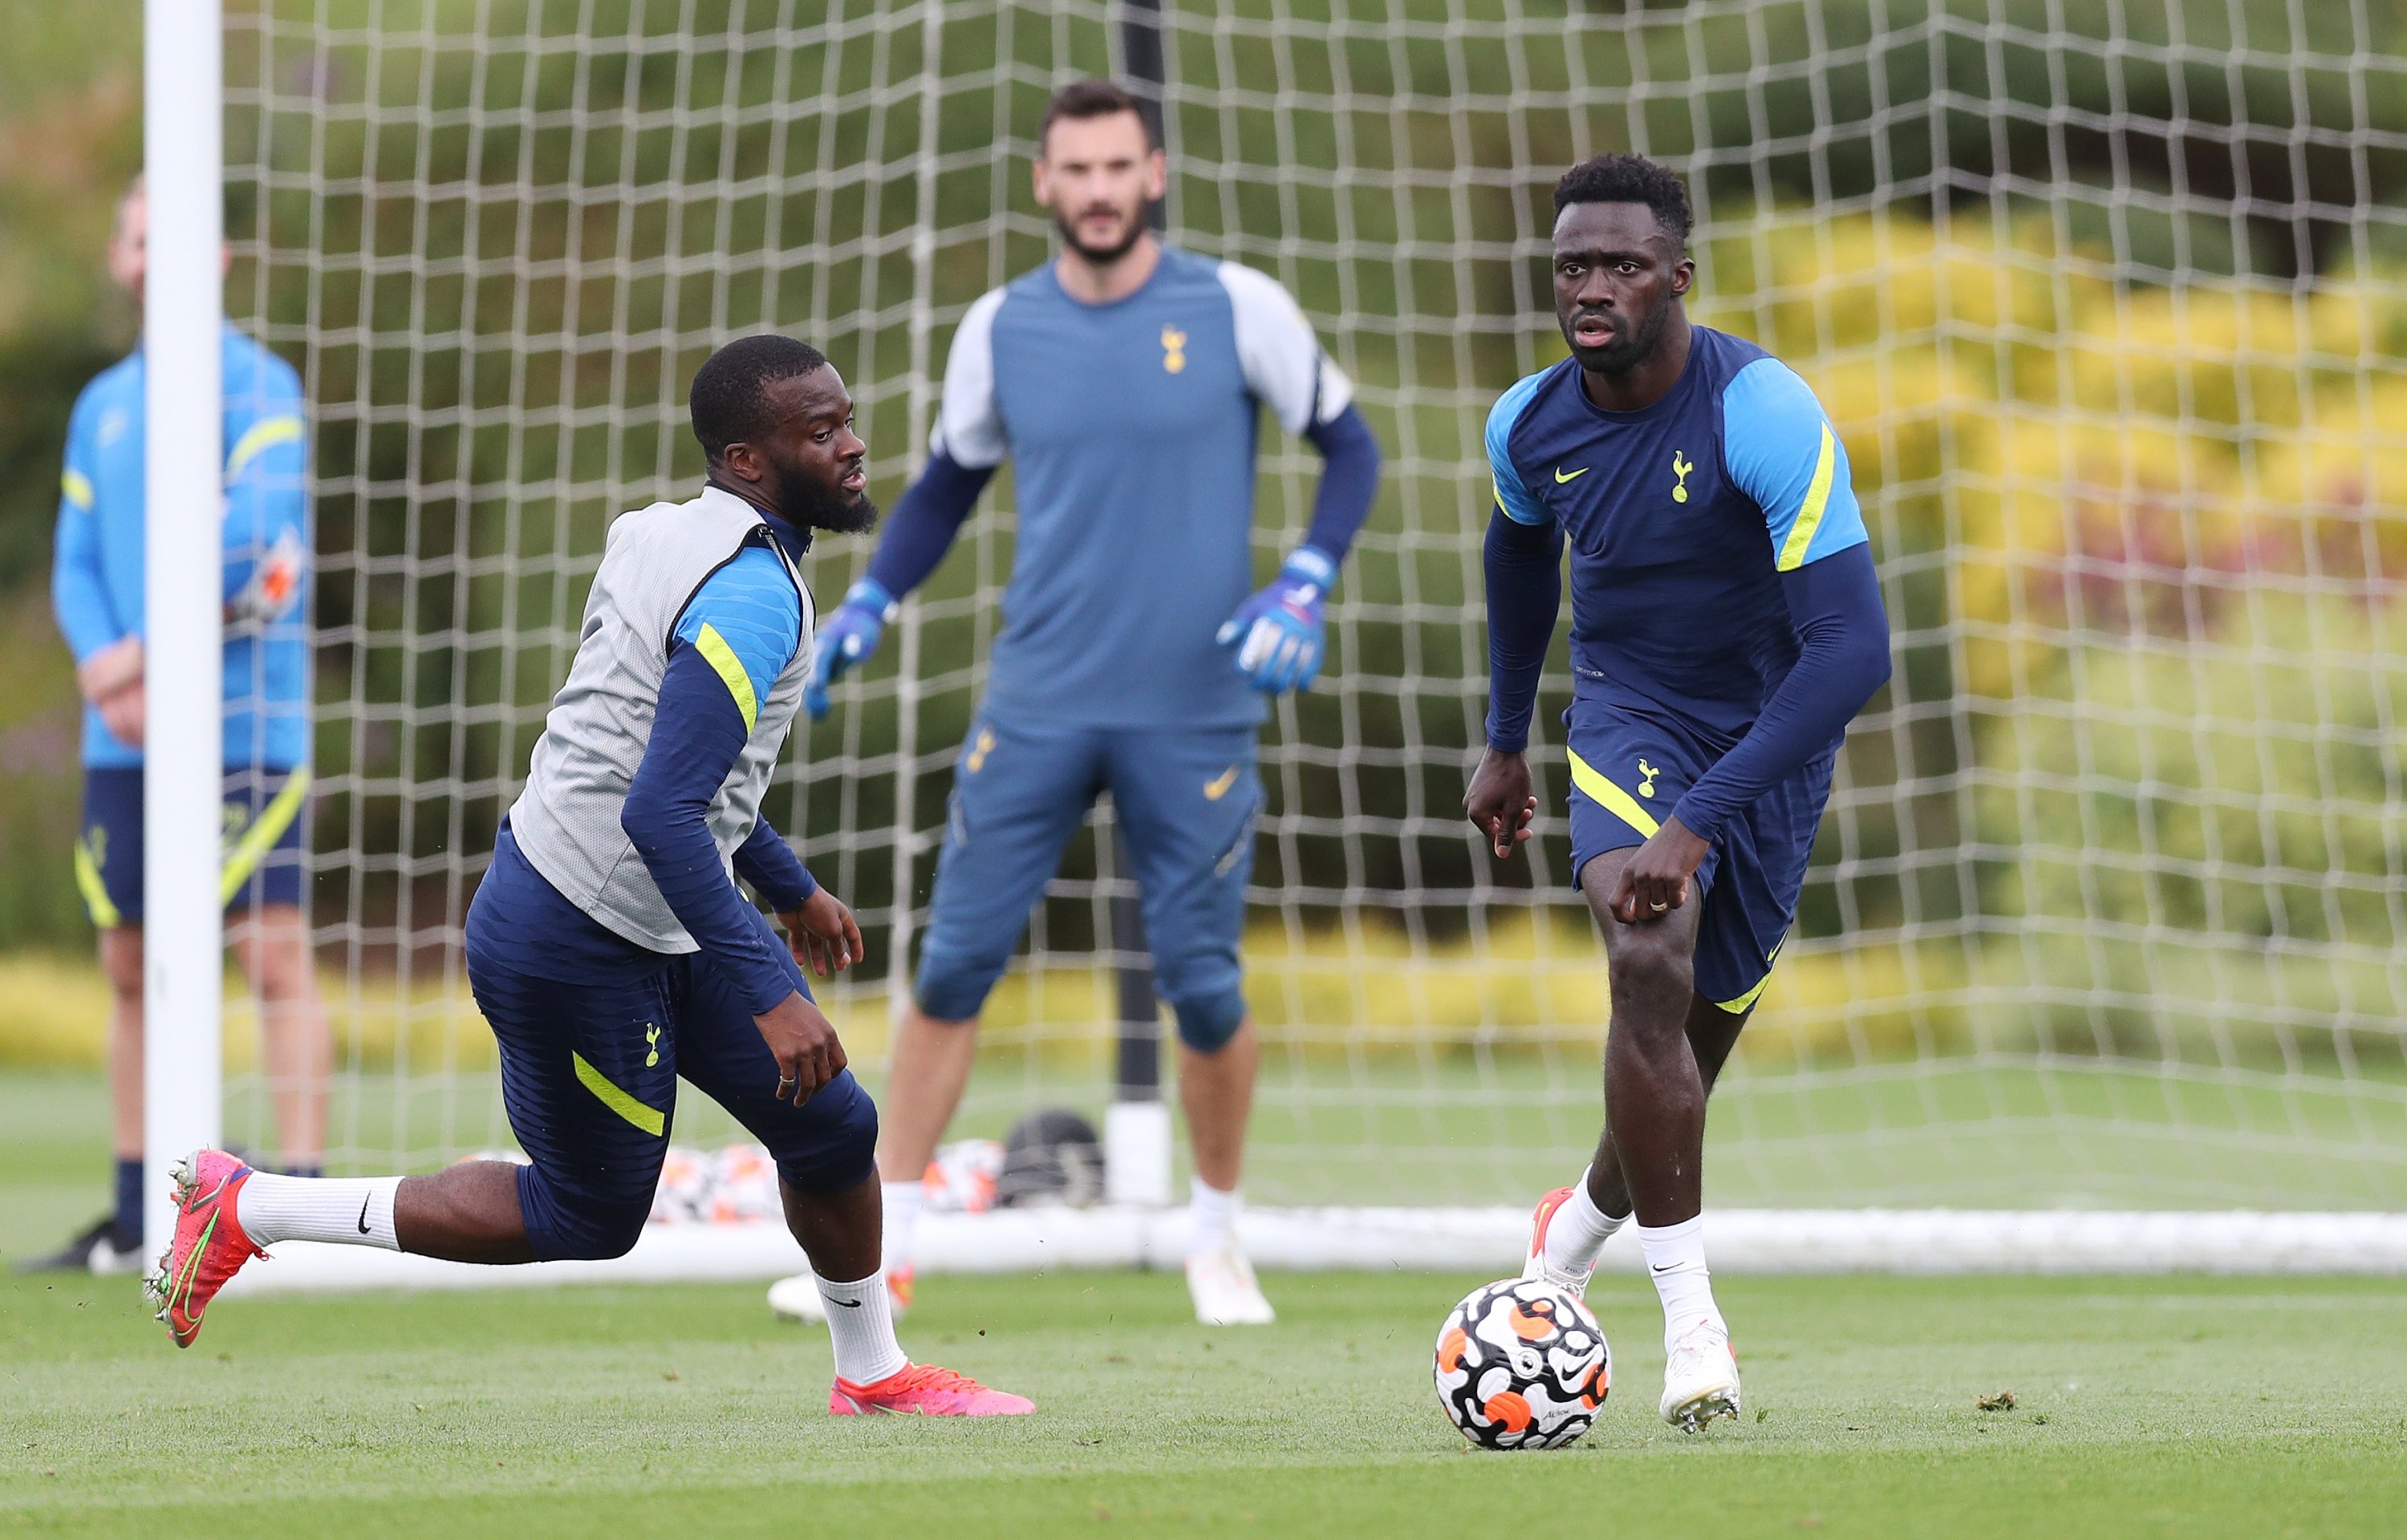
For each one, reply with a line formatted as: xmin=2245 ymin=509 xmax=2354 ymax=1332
xmin=1553 ymin=466 xmax=1589 ymax=484
xmin=832 ymin=1297 xmax=863 ymax=1309
xmin=356 ymin=1194 xmax=374 ymax=1234
xmin=1204 ymin=766 xmax=1239 ymax=801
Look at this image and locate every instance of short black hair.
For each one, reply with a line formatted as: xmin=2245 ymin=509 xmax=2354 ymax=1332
xmin=1039 ymin=78 xmax=1156 ymax=154
xmin=1553 ymin=152 xmax=1693 ymax=249
xmin=689 ymin=334 xmax=830 ymax=460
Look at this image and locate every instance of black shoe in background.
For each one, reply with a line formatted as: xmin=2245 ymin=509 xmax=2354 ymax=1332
xmin=14 ymin=1214 xmax=136 ymax=1274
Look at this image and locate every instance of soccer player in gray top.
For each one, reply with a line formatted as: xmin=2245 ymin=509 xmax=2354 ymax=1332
xmin=798 ymin=79 xmax=1383 ymax=1326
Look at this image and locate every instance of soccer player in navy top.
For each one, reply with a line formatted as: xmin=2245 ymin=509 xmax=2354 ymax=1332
xmin=798 ymin=80 xmax=1382 ymax=1327
xmin=1464 ymin=155 xmax=1892 ymax=1430
xmin=147 ymin=338 xmax=1033 ymax=1415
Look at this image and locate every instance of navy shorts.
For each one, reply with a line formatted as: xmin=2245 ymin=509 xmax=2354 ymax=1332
xmin=465 ymin=892 xmax=876 ymax=1263
xmin=1562 ymin=700 xmax=1831 ymax=1014
xmin=914 ymin=713 xmax=1260 ymax=1050
xmin=76 ymin=766 xmax=311 ymax=928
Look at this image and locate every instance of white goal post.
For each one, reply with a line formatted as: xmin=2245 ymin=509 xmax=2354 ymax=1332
xmin=159 ymin=0 xmax=2407 ymax=1283
xmin=141 ymin=0 xmax=227 ymax=1258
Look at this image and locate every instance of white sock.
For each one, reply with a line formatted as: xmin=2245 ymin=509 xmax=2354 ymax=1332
xmin=1636 ymin=1214 xmax=1726 ymax=1350
xmin=234 ymin=1172 xmax=403 ymax=1251
xmin=1188 ymin=1177 xmax=1240 ymax=1255
xmin=881 ymin=1180 xmax=923 ymax=1270
xmin=817 ymin=1268 xmax=908 ymax=1385
xmin=1540 ymin=1165 xmax=1630 ymax=1278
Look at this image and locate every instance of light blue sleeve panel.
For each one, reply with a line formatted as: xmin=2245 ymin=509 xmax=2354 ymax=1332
xmin=51 ymin=380 xmax=122 ymax=662
xmin=221 ymin=347 xmax=310 ymax=617
xmin=670 ymin=545 xmax=803 ymax=732
xmin=1721 ymin=357 xmax=1868 ymax=570
xmin=1484 ymin=372 xmax=1552 ymax=526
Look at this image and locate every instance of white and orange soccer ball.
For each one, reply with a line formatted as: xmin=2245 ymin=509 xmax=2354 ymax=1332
xmin=1433 ymin=1277 xmax=1610 ymax=1449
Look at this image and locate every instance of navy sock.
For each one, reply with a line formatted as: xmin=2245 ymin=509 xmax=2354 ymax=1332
xmin=113 ymin=1157 xmax=144 ymax=1242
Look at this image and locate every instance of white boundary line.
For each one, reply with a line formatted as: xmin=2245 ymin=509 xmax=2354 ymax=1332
xmin=223 ymin=1206 xmax=2407 ymax=1296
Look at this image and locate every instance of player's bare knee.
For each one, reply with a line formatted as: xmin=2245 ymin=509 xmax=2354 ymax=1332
xmin=1605 ymin=933 xmax=1695 ymax=1016
xmin=99 ymin=928 xmax=144 ymax=1002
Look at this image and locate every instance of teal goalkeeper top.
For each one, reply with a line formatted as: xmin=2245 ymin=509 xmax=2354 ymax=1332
xmin=919 ymin=245 xmax=1357 ymax=728
xmin=51 ymin=325 xmax=311 ymax=772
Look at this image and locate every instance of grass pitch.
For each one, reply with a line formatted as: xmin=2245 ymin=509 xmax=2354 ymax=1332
xmin=6 ymin=1265 xmax=2405 ymax=1539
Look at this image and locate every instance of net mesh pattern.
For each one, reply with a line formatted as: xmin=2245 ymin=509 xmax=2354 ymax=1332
xmin=216 ymin=0 xmax=2407 ymax=1210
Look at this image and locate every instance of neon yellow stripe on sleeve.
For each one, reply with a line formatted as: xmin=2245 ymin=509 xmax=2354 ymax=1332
xmin=225 ymin=415 xmax=305 ymax=480
xmin=62 ymin=469 xmax=95 ymax=510
xmin=1776 ymin=422 xmax=1837 ymax=571
xmin=692 ymin=622 xmax=759 ymax=732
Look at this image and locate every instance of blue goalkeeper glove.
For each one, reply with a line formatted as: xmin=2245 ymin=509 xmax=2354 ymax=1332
xmin=803 ymin=578 xmax=898 ymax=721
xmin=1216 ymin=546 xmax=1335 ymax=694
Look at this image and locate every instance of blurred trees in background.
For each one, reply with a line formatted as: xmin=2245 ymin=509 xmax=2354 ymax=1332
xmin=0 ymin=0 xmax=2397 ymax=1065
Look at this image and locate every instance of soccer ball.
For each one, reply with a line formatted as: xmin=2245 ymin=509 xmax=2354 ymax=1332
xmin=1433 ymin=1278 xmax=1610 ymax=1449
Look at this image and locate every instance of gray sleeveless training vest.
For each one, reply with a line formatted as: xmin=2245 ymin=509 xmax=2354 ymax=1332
xmin=508 ymin=485 xmax=817 ymax=953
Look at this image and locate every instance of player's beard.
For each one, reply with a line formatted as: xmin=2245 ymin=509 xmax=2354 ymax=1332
xmin=1053 ymin=198 xmax=1148 ymax=265
xmin=769 ymin=455 xmax=881 ymax=537
xmin=1561 ymin=300 xmax=1671 ymax=378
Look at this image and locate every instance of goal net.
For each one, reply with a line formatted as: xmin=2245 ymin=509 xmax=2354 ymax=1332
xmin=213 ymin=0 xmax=2407 ymax=1240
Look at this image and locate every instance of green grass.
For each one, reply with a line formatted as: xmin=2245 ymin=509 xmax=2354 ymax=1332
xmin=8 ymin=1071 xmax=2407 ymax=1536
xmin=12 ymin=1054 xmax=2407 ymax=1238
xmin=6 ymin=1268 xmax=2406 ymax=1538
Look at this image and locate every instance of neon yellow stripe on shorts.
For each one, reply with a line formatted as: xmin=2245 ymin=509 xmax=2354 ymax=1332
xmin=1565 ymin=748 xmax=1660 ymax=839
xmin=74 ymin=838 xmax=120 ymax=929
xmin=573 ymin=1052 xmax=666 ymax=1137
xmin=1713 ymin=936 xmax=1787 ymax=1015
xmin=221 ymin=768 xmax=312 ymax=905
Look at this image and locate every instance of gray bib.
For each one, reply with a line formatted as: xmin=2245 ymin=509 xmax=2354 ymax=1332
xmin=509 ymin=486 xmax=816 ymax=953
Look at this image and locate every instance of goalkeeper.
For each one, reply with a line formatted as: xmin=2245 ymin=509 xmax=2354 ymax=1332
xmin=24 ymin=178 xmax=327 ymax=1276
xmin=800 ymin=80 xmax=1382 ymax=1327
xmin=1464 ymin=155 xmax=1890 ymax=1431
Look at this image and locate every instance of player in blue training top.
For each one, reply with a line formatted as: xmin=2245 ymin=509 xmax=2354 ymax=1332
xmin=798 ymin=79 xmax=1382 ymax=1328
xmin=1463 ymin=155 xmax=1892 ymax=1432
xmin=22 ymin=178 xmax=330 ymax=1277
xmin=145 ymin=336 xmax=1034 ymax=1416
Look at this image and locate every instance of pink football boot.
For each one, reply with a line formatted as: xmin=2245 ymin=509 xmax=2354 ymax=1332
xmin=144 ymin=1149 xmax=267 ymax=1348
xmin=829 ymin=1363 xmax=1035 ymax=1416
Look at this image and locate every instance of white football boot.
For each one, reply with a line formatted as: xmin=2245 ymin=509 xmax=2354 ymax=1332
xmin=1518 ymin=1186 xmax=1599 ymax=1297
xmin=1185 ymin=1245 xmax=1276 ymax=1326
xmin=1658 ymin=1315 xmax=1742 ymax=1432
xmin=766 ymin=1265 xmax=912 ymax=1324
